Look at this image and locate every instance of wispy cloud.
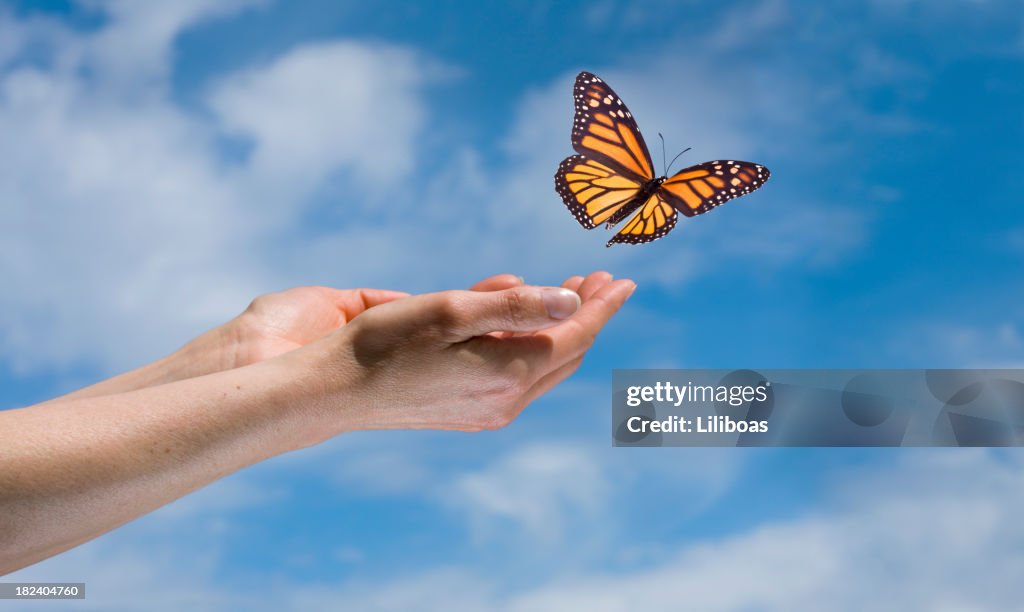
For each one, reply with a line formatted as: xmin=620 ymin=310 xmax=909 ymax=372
xmin=14 ymin=449 xmax=1020 ymax=610
xmin=207 ymin=40 xmax=441 ymax=190
xmin=321 ymin=451 xmax=1024 ymax=611
xmin=0 ymin=3 xmax=442 ymax=373
xmin=896 ymin=320 xmax=1024 ymax=368
xmin=443 ymin=443 xmax=608 ymax=543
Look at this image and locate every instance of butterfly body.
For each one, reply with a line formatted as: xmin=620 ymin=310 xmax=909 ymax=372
xmin=603 ymin=175 xmax=667 ymax=229
xmin=554 ymin=71 xmax=770 ymax=246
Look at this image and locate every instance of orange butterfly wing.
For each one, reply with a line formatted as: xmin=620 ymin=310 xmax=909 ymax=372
xmin=555 ymin=155 xmax=644 ymax=229
xmin=607 ymin=193 xmax=677 ymax=246
xmin=570 ymin=71 xmax=655 ymax=182
xmin=554 ymin=72 xmax=654 ymax=230
xmin=660 ymin=160 xmax=770 ymax=217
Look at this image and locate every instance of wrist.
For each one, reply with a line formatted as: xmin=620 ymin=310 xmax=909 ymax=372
xmin=166 ymin=317 xmax=246 ymax=379
xmin=271 ymin=329 xmax=372 ymax=446
xmin=231 ymin=353 xmax=335 ymax=456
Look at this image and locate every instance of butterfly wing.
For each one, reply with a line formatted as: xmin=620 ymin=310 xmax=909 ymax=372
xmin=607 ymin=193 xmax=678 ymax=246
xmin=660 ymin=160 xmax=770 ymax=217
xmin=555 ymin=154 xmax=645 ymax=229
xmin=557 ymin=71 xmax=771 ymax=246
xmin=571 ymin=71 xmax=655 ymax=182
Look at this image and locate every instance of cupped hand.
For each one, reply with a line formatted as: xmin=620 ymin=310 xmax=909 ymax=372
xmin=215 ymin=274 xmax=526 ymax=370
xmin=304 ymin=271 xmax=633 ymax=436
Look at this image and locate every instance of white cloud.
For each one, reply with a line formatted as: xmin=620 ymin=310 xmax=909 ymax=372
xmin=444 ymin=443 xmax=608 ymax=542
xmin=491 ymin=451 xmax=1024 ymax=612
xmin=0 ymin=9 xmax=27 ymax=67
xmin=0 ymin=59 xmax=266 ymax=371
xmin=705 ymin=0 xmax=790 ymax=52
xmin=207 ymin=41 xmax=439 ymax=191
xmin=898 ymin=320 xmax=1024 ymax=368
xmin=329 ymin=444 xmax=435 ymax=496
xmin=5 ymin=471 xmax=281 ymax=611
xmin=0 ymin=4 xmax=441 ymax=374
xmin=81 ymin=0 xmax=269 ymax=89
xmin=311 ymin=451 xmax=1024 ymax=611
xmin=288 ymin=568 xmax=498 ymax=612
xmin=16 ymin=449 xmax=1018 ymax=611
xmin=1006 ymin=226 xmax=1024 ymax=253
xmin=437 ymin=426 xmax=743 ymax=558
xmin=153 ymin=472 xmax=287 ymax=520
xmin=9 ymin=546 xmax=239 ymax=612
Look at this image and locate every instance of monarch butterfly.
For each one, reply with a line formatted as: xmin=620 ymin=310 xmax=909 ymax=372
xmin=554 ymin=71 xmax=770 ymax=246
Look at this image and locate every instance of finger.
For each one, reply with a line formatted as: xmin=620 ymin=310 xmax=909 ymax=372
xmin=540 ymin=278 xmax=636 ymax=364
xmin=471 ymin=274 xmax=524 ymax=292
xmin=562 ymin=275 xmax=585 ymax=292
xmin=496 ymin=275 xmax=586 ymax=339
xmin=524 ymin=355 xmax=585 ymax=405
xmin=576 ymin=270 xmax=614 ymax=301
xmin=428 ymin=286 xmax=583 ymax=342
xmin=333 ymin=288 xmax=411 ymax=320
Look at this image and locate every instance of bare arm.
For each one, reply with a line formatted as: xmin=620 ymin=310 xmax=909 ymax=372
xmin=39 ymin=286 xmax=413 ymax=404
xmin=41 ymin=275 xmax=526 ymax=404
xmin=0 ymin=272 xmax=633 ymax=574
xmin=0 ymin=352 xmax=320 ymax=574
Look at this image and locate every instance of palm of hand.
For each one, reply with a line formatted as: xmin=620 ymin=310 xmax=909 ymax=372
xmin=231 ymin=287 xmax=407 ymax=367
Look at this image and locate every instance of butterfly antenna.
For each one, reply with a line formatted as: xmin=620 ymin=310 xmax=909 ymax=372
xmin=658 ymin=133 xmax=667 ymax=177
xmin=665 ymin=147 xmax=692 ymax=175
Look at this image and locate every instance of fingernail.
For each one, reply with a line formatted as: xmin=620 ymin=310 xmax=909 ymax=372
xmin=542 ymin=288 xmax=581 ymax=319
xmin=516 ymin=276 xmax=525 ymax=284
xmin=626 ymin=281 xmax=637 ymax=297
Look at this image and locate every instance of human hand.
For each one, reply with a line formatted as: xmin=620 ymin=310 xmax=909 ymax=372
xmin=222 ymin=286 xmax=410 ymax=368
xmin=298 ymin=271 xmax=634 ymax=437
xmin=194 ymin=274 xmax=528 ymax=372
xmin=46 ymin=275 xmax=531 ymax=405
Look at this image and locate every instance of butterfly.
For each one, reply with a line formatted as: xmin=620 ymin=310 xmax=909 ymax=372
xmin=554 ymin=71 xmax=770 ymax=246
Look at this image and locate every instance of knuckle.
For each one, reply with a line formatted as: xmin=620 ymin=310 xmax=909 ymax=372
xmin=501 ymin=290 xmax=527 ymax=327
xmin=245 ymin=295 xmax=267 ymax=313
xmin=483 ymin=373 xmax=525 ymax=400
xmin=581 ymin=325 xmax=599 ymax=351
xmin=430 ymin=293 xmax=463 ymax=329
xmin=432 ymin=294 xmax=473 ymax=343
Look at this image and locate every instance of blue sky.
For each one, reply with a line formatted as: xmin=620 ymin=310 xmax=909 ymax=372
xmin=2 ymin=0 xmax=1024 ymax=609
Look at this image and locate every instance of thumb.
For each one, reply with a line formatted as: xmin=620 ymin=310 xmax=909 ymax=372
xmin=433 ymin=286 xmax=581 ymax=341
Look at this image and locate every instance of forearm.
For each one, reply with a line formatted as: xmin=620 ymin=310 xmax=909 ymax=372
xmin=40 ymin=324 xmax=241 ymax=405
xmin=0 ymin=345 xmax=330 ymax=575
